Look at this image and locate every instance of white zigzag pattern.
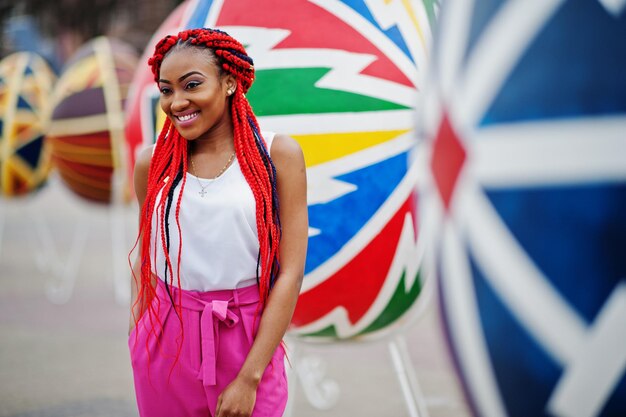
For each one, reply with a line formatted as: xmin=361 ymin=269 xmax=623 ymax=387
xmin=293 ymin=208 xmax=423 ymax=339
xmin=309 ymin=0 xmax=423 ymax=86
xmin=222 ymin=26 xmax=415 ymax=106
xmin=220 ymin=25 xmax=415 ymax=224
xmin=361 ymin=0 xmax=432 ymax=71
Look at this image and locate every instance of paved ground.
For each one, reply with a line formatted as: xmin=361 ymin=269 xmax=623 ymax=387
xmin=0 ymin=174 xmax=471 ymax=417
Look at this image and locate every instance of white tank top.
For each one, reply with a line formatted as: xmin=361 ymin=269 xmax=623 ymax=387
xmin=151 ymin=132 xmax=275 ymax=291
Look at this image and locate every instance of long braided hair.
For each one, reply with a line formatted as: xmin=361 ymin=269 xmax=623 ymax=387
xmin=130 ymin=28 xmax=281 ymax=339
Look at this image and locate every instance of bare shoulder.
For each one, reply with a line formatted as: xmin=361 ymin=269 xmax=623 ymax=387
xmin=270 ymin=134 xmax=305 ymax=170
xmin=135 ymin=145 xmax=154 ymax=173
xmin=134 ymin=145 xmax=155 ymax=203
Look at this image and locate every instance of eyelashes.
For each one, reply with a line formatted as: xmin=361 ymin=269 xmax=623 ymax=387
xmin=185 ymin=80 xmax=201 ymax=90
xmin=159 ymin=80 xmax=202 ymax=95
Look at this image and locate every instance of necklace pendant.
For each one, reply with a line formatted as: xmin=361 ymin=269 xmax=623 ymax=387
xmin=199 ymin=188 xmax=207 ymax=197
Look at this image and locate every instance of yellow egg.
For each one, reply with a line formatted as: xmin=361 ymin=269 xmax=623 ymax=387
xmin=0 ymin=52 xmax=55 ymax=197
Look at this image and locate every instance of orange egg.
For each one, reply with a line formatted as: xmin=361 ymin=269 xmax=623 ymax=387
xmin=47 ymin=37 xmax=138 ymax=203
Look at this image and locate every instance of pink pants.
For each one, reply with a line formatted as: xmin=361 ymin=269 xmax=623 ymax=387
xmin=129 ymin=279 xmax=288 ymax=417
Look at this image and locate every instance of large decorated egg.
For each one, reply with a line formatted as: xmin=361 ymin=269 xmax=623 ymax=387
xmin=124 ymin=0 xmax=437 ymax=340
xmin=47 ymin=37 xmax=138 ymax=203
xmin=0 ymin=52 xmax=55 ymax=196
xmin=421 ymin=0 xmax=626 ymax=416
xmin=124 ymin=0 xmax=187 ymax=177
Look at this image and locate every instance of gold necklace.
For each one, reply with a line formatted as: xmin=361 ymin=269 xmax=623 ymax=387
xmin=190 ymin=152 xmax=235 ymax=197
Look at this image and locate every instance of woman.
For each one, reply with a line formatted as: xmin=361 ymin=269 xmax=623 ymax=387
xmin=128 ymin=28 xmax=308 ymax=417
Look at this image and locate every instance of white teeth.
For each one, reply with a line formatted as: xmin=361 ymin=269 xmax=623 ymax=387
xmin=177 ymin=112 xmax=198 ymax=122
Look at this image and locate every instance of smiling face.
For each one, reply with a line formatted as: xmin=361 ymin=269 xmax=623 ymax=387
xmin=157 ymin=46 xmax=236 ymax=142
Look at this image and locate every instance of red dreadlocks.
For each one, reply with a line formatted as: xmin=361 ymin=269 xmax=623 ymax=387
xmin=130 ymin=28 xmax=281 ymax=338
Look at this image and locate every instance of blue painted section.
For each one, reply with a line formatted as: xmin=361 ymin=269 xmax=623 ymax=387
xmin=16 ymin=96 xmax=32 ymax=111
xmin=15 ymin=136 xmax=43 ymax=168
xmin=486 ymin=184 xmax=626 ymax=324
xmin=444 ymin=221 xmax=626 ymax=417
xmin=185 ymin=0 xmax=215 ymax=30
xmin=338 ymin=0 xmax=416 ymax=63
xmin=306 ymin=151 xmax=408 ymax=273
xmin=480 ymin=0 xmax=626 ymax=126
xmin=438 ymin=1 xmax=626 ymax=414
xmin=457 ymin=186 xmax=626 ymax=416
xmin=602 ymin=375 xmax=626 ymax=416
xmin=468 ymin=249 xmax=561 ymax=417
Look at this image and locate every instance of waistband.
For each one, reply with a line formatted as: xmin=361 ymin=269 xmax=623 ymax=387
xmin=154 ymin=279 xmax=260 ymax=387
xmin=155 ymin=278 xmax=260 ymax=309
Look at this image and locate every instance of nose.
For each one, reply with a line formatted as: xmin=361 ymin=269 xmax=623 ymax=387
xmin=170 ymin=91 xmax=189 ymax=113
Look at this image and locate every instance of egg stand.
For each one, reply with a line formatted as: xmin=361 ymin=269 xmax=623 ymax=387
xmin=0 ymin=184 xmax=88 ymax=304
xmin=39 ymin=191 xmax=131 ymax=306
xmin=109 ymin=169 xmax=132 ymax=306
xmin=35 ymin=184 xmax=89 ymax=305
xmin=19 ymin=117 xmax=132 ymax=306
xmin=283 ymin=272 xmax=434 ymax=417
xmin=36 ymin=173 xmax=131 ymax=306
xmin=44 ymin=162 xmax=132 ymax=305
xmin=0 ymin=181 xmax=131 ymax=305
xmin=0 ymin=199 xmax=4 ymax=259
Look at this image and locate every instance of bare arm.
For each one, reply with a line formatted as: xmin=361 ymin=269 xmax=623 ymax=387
xmin=129 ymin=145 xmax=154 ymax=334
xmin=216 ymin=134 xmax=308 ymax=417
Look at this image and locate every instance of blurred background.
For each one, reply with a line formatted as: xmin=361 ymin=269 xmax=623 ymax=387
xmin=0 ymin=1 xmax=470 ymax=416
xmin=1 ymin=1 xmax=625 ymax=417
xmin=0 ymin=0 xmax=182 ymax=68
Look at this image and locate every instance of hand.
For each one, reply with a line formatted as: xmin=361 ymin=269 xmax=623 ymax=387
xmin=215 ymin=375 xmax=258 ymax=417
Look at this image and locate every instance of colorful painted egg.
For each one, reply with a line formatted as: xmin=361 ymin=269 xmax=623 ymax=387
xmin=124 ymin=0 xmax=437 ymax=340
xmin=124 ymin=0 xmax=187 ymax=181
xmin=0 ymin=52 xmax=55 ymax=196
xmin=421 ymin=1 xmax=626 ymax=416
xmin=47 ymin=37 xmax=138 ymax=203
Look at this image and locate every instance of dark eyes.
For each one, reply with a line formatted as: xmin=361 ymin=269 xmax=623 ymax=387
xmin=185 ymin=81 xmax=201 ymax=90
xmin=159 ymin=81 xmax=201 ymax=95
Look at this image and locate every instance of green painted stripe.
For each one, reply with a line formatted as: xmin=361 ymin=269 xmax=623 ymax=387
xmin=298 ymin=268 xmax=422 ymax=339
xmin=248 ymin=68 xmax=409 ymax=116
xmin=423 ymin=0 xmax=438 ymax=31
xmin=357 ymin=268 xmax=422 ymax=336
xmin=300 ymin=324 xmax=339 ymax=339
